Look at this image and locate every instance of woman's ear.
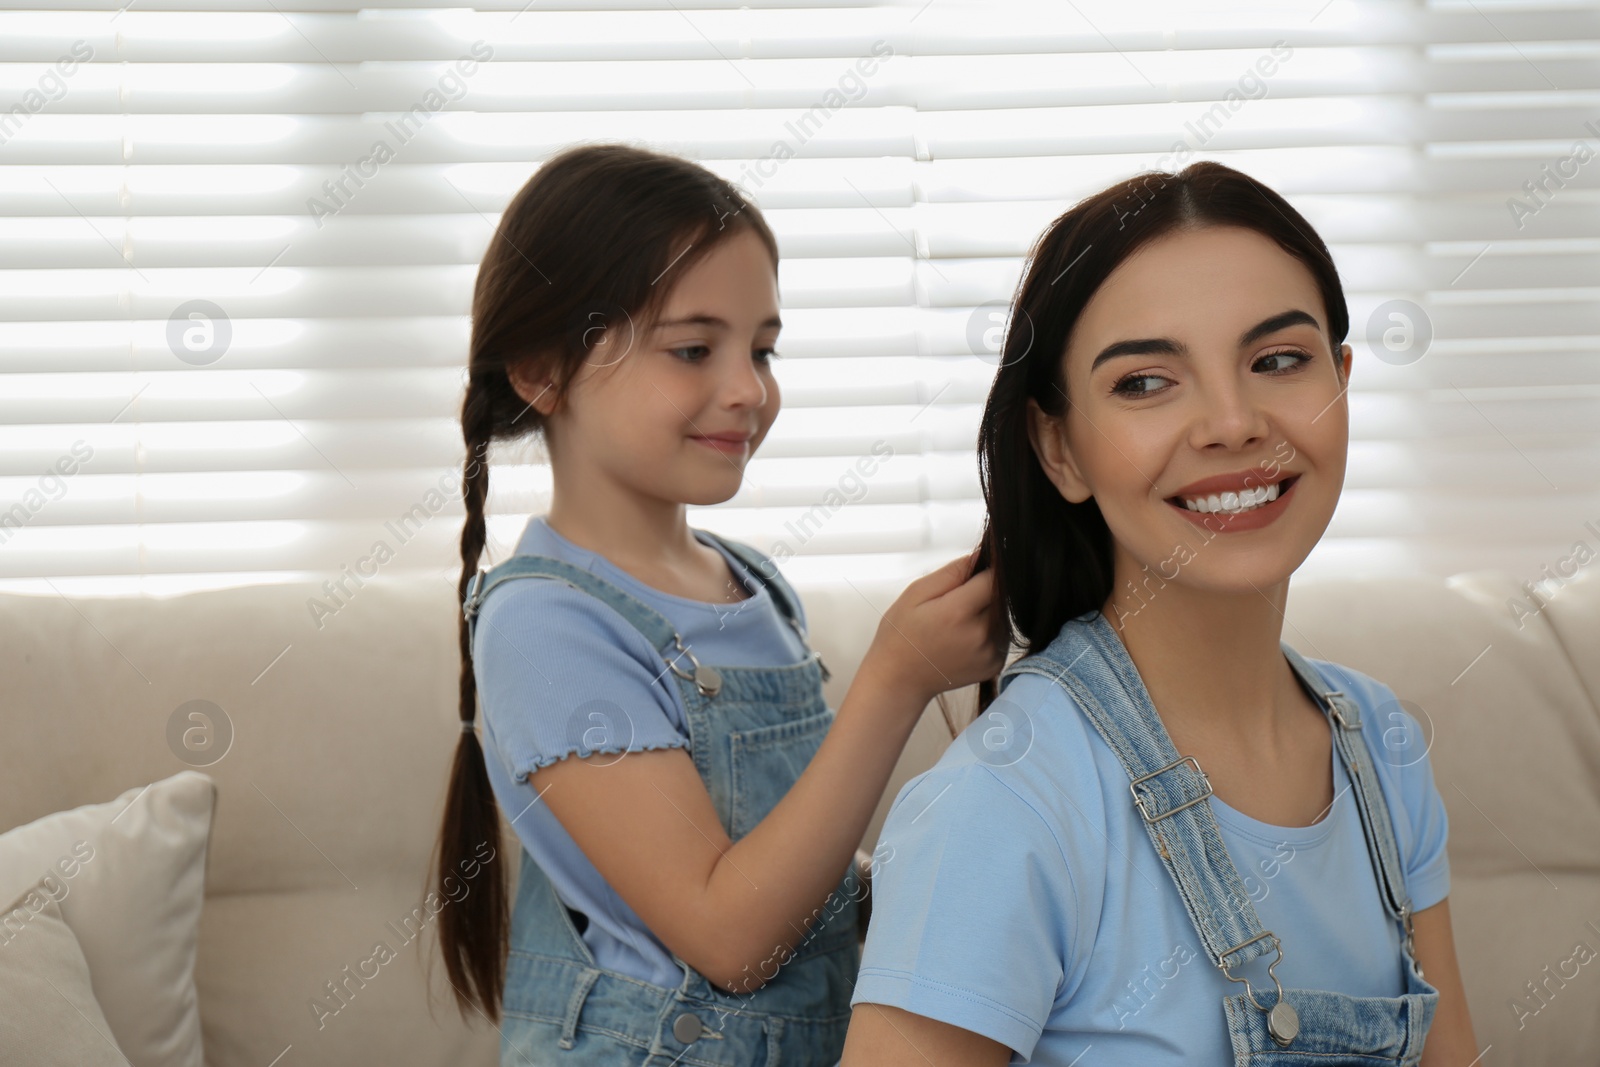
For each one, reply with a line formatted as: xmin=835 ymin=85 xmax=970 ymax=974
xmin=507 ymin=360 xmax=560 ymax=416
xmin=1025 ymin=396 xmax=1093 ymax=505
xmin=1338 ymin=342 xmax=1353 ymax=385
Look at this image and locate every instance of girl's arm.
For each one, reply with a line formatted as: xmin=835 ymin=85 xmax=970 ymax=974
xmin=529 ymin=552 xmax=1003 ymax=994
xmin=840 ymin=1003 xmax=1012 ymax=1066
xmin=1413 ymin=898 xmax=1484 ymax=1066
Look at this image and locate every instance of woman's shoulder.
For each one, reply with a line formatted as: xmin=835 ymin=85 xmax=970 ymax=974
xmin=861 ymin=672 xmax=1107 ymax=1022
xmin=1299 ymin=654 xmax=1452 ymax=908
xmin=1298 ymin=653 xmax=1391 ymax=701
xmin=887 ymin=670 xmax=1115 ymax=874
xmin=980 ymin=667 xmax=1112 ymax=769
xmin=876 ymin=726 xmax=1092 ymax=890
xmin=1297 ymin=656 xmax=1432 ymax=769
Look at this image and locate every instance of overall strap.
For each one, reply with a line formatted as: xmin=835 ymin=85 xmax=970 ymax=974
xmin=1278 ymin=643 xmax=1420 ymax=964
xmin=696 ymin=530 xmax=832 ymax=682
xmin=462 ymin=554 xmax=684 ymax=668
xmin=695 ymin=530 xmax=803 ymax=629
xmin=1001 ymin=611 xmax=1281 ymax=978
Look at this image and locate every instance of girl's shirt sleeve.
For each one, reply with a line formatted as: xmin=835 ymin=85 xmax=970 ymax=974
xmin=472 ymin=578 xmax=690 ymax=783
xmin=851 ymin=761 xmax=1081 ymax=1062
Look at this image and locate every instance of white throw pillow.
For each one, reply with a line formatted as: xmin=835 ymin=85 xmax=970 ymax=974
xmin=0 ymin=770 xmax=215 ymax=1067
xmin=0 ymin=875 xmax=129 ymax=1065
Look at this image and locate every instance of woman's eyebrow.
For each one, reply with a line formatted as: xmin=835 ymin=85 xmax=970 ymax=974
xmin=1089 ymin=308 xmax=1321 ymax=372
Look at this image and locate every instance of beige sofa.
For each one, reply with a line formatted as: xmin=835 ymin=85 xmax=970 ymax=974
xmin=3 ymin=564 xmax=1596 ymax=1065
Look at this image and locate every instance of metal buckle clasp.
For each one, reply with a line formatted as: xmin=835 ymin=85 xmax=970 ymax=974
xmin=1128 ymin=754 xmax=1213 ymax=824
xmin=665 ymin=633 xmax=723 ymax=697
xmin=1219 ymin=931 xmax=1299 ymax=1046
xmin=785 ymin=615 xmax=831 ymax=682
xmin=1325 ymin=690 xmax=1359 ymax=730
xmin=1400 ymin=901 xmax=1424 ymax=979
xmin=463 ymin=569 xmax=486 ymax=620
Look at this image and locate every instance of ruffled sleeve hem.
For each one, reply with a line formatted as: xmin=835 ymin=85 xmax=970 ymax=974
xmin=511 ymin=736 xmax=692 ymax=783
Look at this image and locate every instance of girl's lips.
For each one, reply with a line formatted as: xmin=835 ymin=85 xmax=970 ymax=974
xmin=690 ymin=435 xmax=750 ymax=454
xmin=1164 ymin=474 xmax=1300 ymax=533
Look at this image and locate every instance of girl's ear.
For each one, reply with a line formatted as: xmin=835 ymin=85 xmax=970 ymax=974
xmin=1025 ymin=395 xmax=1093 ymax=505
xmin=1337 ymin=341 xmax=1353 ymax=384
xmin=507 ymin=359 xmax=560 ymax=416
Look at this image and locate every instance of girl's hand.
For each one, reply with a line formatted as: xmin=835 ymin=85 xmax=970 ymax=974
xmin=864 ymin=548 xmax=1006 ymax=708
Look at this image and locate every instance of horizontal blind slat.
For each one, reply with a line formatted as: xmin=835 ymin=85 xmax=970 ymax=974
xmin=1 ymin=1 xmax=1593 ymax=587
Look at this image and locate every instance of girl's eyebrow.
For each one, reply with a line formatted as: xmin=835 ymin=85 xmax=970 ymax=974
xmin=1089 ymin=308 xmax=1321 ymax=372
xmin=651 ymin=314 xmax=783 ymax=332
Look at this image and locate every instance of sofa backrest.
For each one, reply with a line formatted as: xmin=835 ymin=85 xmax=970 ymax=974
xmin=1 ymin=573 xmax=503 ymax=1066
xmin=2 ymin=565 xmax=1595 ymax=1065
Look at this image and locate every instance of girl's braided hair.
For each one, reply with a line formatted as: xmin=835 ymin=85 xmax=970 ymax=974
xmin=431 ymin=142 xmax=778 ymax=1021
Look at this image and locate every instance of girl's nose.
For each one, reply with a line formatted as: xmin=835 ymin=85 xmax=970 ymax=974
xmin=718 ymin=351 xmax=769 ymax=408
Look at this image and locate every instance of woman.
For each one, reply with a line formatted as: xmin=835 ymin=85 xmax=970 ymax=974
xmin=841 ymin=161 xmax=1480 ymax=1066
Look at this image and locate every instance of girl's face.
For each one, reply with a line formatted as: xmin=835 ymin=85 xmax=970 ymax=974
xmin=1028 ymin=224 xmax=1354 ymax=596
xmin=519 ymin=226 xmax=782 ymax=507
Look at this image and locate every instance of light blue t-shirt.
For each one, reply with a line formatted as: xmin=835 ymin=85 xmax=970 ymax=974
xmin=473 ymin=515 xmax=811 ymax=987
xmin=851 ymin=657 xmax=1450 ymax=1065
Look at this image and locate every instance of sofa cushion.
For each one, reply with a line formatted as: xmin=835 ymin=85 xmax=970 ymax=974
xmin=0 ymin=875 xmax=128 ymax=1065
xmin=0 ymin=771 xmax=214 ymax=1067
xmin=0 ymin=576 xmax=507 ymax=1066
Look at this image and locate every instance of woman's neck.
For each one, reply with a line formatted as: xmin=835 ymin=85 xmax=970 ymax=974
xmin=1103 ymin=574 xmax=1303 ymax=750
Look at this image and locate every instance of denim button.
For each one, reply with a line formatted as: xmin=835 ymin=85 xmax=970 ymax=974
xmin=672 ymin=1012 xmax=703 ymax=1042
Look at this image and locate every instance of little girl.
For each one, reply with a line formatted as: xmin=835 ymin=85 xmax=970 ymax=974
xmin=842 ymin=162 xmax=1482 ymax=1065
xmin=430 ymin=142 xmax=1005 ymax=1066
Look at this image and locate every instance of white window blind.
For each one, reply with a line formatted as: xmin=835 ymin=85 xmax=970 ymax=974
xmin=1 ymin=1 xmax=1596 ymax=598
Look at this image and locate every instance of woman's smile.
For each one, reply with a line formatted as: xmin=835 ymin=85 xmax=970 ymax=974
xmin=1164 ymin=472 xmax=1302 ymax=533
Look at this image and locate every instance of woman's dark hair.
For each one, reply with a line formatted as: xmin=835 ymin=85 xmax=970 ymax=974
xmin=431 ymin=142 xmax=779 ymax=1022
xmin=970 ymin=160 xmax=1349 ymax=717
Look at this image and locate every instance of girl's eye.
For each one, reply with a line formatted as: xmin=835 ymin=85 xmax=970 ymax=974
xmin=1108 ymin=348 xmax=1311 ymax=397
xmin=668 ymin=346 xmax=782 ymax=364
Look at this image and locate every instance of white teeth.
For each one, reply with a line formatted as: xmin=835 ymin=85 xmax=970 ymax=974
xmin=1181 ymin=480 xmax=1282 ymax=514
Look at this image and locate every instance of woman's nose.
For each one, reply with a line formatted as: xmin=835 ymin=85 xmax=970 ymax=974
xmin=1190 ymin=373 xmax=1271 ymax=452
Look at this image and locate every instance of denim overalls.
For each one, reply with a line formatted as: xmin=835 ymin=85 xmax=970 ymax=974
xmin=1000 ymin=608 xmax=1440 ymax=1065
xmin=463 ymin=532 xmax=861 ymax=1066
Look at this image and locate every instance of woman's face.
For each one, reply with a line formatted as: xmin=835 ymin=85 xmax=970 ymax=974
xmin=1028 ymin=223 xmax=1353 ymax=597
xmin=515 ymin=226 xmax=782 ymax=507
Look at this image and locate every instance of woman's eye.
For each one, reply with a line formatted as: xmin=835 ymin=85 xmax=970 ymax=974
xmin=756 ymin=347 xmax=781 ymax=364
xmin=1109 ymin=372 xmax=1170 ymax=398
xmin=1110 ymin=349 xmax=1311 ymax=396
xmin=668 ymin=345 xmax=709 ymax=362
xmin=1256 ymin=348 xmax=1311 ymax=374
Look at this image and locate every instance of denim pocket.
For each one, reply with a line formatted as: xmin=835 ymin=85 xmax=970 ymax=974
xmin=727 ymin=709 xmax=832 ymax=839
xmin=1222 ymin=984 xmax=1438 ymax=1065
